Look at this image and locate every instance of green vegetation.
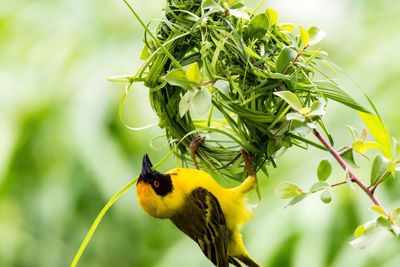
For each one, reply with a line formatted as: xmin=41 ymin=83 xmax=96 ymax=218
xmin=1 ymin=0 xmax=400 ymax=267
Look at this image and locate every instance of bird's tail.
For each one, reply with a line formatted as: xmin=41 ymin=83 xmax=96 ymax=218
xmin=236 ymin=255 xmax=261 ymax=267
xmin=235 ymin=175 xmax=256 ymax=194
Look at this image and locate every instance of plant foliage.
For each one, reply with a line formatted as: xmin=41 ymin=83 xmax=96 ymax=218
xmin=112 ymin=0 xmax=369 ymax=180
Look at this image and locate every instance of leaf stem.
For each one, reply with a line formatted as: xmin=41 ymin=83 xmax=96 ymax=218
xmin=331 ymin=180 xmax=347 ymax=187
xmin=312 ymin=128 xmax=388 ymax=214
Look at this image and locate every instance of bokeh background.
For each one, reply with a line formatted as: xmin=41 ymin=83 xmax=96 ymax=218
xmin=1 ymin=0 xmax=400 ymax=266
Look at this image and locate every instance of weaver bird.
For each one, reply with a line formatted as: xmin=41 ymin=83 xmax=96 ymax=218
xmin=136 ymin=154 xmax=260 ymax=267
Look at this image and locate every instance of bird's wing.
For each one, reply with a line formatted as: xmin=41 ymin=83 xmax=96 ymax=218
xmin=170 ymin=187 xmax=229 ymax=267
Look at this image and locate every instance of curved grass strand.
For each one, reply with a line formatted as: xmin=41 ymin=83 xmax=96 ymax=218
xmin=70 ymin=177 xmax=138 ymax=267
xmin=118 ymin=82 xmax=158 ymax=131
xmin=122 ymin=0 xmax=182 ymax=68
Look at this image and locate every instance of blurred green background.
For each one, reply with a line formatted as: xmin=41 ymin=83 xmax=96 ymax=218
xmin=1 ymin=0 xmax=400 ymax=266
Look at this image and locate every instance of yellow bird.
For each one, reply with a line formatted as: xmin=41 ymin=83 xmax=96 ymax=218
xmin=136 ymin=154 xmax=260 ymax=267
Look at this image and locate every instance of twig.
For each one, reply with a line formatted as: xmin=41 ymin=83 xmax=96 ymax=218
xmin=370 ymin=171 xmax=390 ymax=195
xmin=331 ymin=181 xmax=347 ymax=187
xmin=338 ymin=146 xmax=353 ymax=156
xmin=312 ymin=128 xmax=388 ymax=215
xmin=283 ymin=45 xmax=308 ymax=75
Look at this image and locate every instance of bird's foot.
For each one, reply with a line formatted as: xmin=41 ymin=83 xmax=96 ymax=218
xmin=190 ymin=136 xmax=205 ymax=170
xmin=240 ymin=149 xmax=254 ymax=177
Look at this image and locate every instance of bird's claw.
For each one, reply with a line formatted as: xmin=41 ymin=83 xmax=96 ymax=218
xmin=190 ymin=136 xmax=205 ymax=169
xmin=240 ymin=149 xmax=254 ymax=177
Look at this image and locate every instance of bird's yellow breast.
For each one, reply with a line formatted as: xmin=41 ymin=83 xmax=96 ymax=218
xmin=137 ymin=168 xmax=252 ymax=227
xmin=136 ymin=167 xmax=257 ymax=263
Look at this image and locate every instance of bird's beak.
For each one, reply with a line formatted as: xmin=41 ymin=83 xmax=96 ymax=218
xmin=140 ymin=154 xmax=153 ymax=179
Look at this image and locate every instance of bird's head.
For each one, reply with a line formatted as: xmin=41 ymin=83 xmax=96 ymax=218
xmin=137 ymin=154 xmax=173 ymax=197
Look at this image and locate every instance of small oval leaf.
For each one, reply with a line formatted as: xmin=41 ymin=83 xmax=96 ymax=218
xmin=213 ymin=80 xmax=230 ymax=95
xmin=274 ymin=91 xmax=302 ymax=111
xmin=186 ymin=63 xmax=202 ymax=83
xmin=192 ymin=87 xmax=212 ymax=114
xmin=370 ymin=154 xmax=390 ymax=186
xmin=286 ymin=193 xmax=308 ymax=207
xmin=274 ymin=182 xmax=303 ymax=199
xmin=371 ymin=205 xmax=388 ymax=218
xmin=266 ymin=8 xmax=278 ymax=25
xmin=317 ymin=159 xmax=332 ymax=181
xmin=308 ymin=26 xmax=326 ymax=46
xmin=309 ymin=181 xmax=329 ymax=192
xmin=349 ymin=227 xmax=383 ymax=249
xmin=165 ymin=69 xmax=196 ymax=89
xmin=179 ymin=90 xmax=196 ymax=117
xmin=246 ymin=13 xmax=269 ymax=39
xmin=354 ymin=225 xmax=365 ymax=238
xmin=275 ymin=46 xmax=297 ymax=73
xmin=299 ymin=26 xmax=310 ymax=46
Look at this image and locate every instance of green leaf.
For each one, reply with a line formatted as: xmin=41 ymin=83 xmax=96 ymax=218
xmin=203 ymin=0 xmax=222 ymax=10
xmin=266 ymin=8 xmax=278 ymax=25
xmin=274 ymin=91 xmax=302 ymax=111
xmin=278 ymin=23 xmax=294 ymax=32
xmin=354 ymin=225 xmax=365 ymax=238
xmin=391 ymin=169 xmax=400 ymax=180
xmin=376 ymin=216 xmax=391 ymax=228
xmin=352 ymin=140 xmax=381 ymax=154
xmin=246 ymin=13 xmax=270 ymax=39
xmin=299 ymin=26 xmax=310 ymax=46
xmin=349 ymin=226 xmax=384 ymax=249
xmin=371 ymin=205 xmax=388 ymax=218
xmin=358 ymin=112 xmax=392 ymax=158
xmin=314 ymin=81 xmax=370 ymax=113
xmin=213 ymin=80 xmax=230 ymax=95
xmin=179 ymin=90 xmax=196 ymax=117
xmin=165 ymin=69 xmax=196 ymax=89
xmin=308 ymin=26 xmax=326 ymax=46
xmin=286 ymin=193 xmax=309 ymax=207
xmin=370 ymin=153 xmax=390 ymax=186
xmin=320 ymin=190 xmax=332 ymax=204
xmin=317 ymin=159 xmax=332 ymax=181
xmin=230 ymin=9 xmax=250 ymax=20
xmin=298 ymin=107 xmax=311 ymax=115
xmin=192 ymin=87 xmax=212 ymax=114
xmin=339 ymin=146 xmax=358 ymax=168
xmin=310 ymin=181 xmax=329 ymax=192
xmin=186 ymin=63 xmax=202 ymax=83
xmin=275 ymin=46 xmax=297 ymax=73
xmin=274 ymin=182 xmax=303 ymax=199
xmin=286 ymin=112 xmax=305 ymax=122
xmin=344 ymin=169 xmax=356 ymax=190
xmin=290 ymin=121 xmax=312 ymax=135
xmin=308 ymin=99 xmax=326 ymax=117
xmin=393 ymin=138 xmax=400 ymax=159
xmin=140 ymin=45 xmax=151 ymax=60
xmin=392 ymin=207 xmax=400 ymax=222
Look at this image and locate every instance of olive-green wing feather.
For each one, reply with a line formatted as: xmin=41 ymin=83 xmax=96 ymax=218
xmin=170 ymin=187 xmax=229 ymax=267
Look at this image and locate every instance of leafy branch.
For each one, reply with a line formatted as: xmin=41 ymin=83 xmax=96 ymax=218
xmin=274 ymin=90 xmax=400 ymax=248
xmin=312 ymin=128 xmax=386 ymax=210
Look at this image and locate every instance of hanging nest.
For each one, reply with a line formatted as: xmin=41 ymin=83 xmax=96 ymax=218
xmin=114 ymin=0 xmax=368 ymax=180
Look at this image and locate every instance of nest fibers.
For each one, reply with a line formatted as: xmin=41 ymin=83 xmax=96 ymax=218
xmin=114 ymin=0 xmax=368 ymax=180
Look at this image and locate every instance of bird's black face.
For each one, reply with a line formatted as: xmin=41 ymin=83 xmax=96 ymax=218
xmin=138 ymin=154 xmax=173 ymax=197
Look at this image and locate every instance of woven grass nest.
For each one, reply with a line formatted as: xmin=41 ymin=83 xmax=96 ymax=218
xmin=114 ymin=0 xmax=369 ymax=180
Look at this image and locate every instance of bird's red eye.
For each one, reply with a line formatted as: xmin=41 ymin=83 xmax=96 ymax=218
xmin=153 ymin=180 xmax=160 ymax=188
